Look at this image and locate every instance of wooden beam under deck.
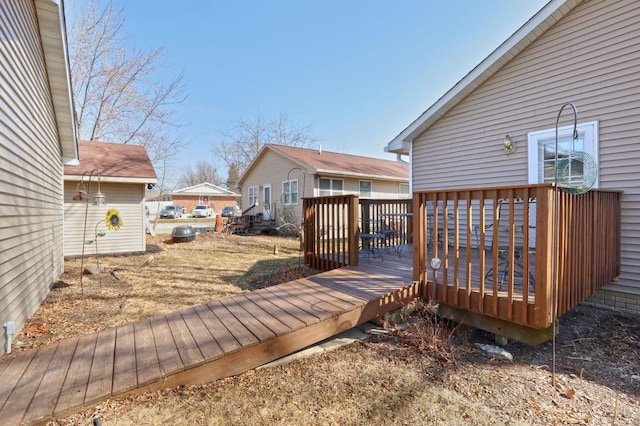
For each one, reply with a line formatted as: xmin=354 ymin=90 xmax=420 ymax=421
xmin=0 ymin=256 xmax=416 ymax=426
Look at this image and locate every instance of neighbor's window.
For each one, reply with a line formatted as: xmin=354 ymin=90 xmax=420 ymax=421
xmin=527 ymin=121 xmax=598 ymax=187
xmin=282 ymin=179 xmax=298 ymax=205
xmin=359 ymin=180 xmax=372 ymax=198
xmin=399 ymin=183 xmax=410 ymax=197
xmin=318 ymin=178 xmax=343 ymax=196
xmin=248 ymin=186 xmax=259 ymax=207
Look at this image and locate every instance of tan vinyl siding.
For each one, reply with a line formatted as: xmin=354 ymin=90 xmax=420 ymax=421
xmin=63 ymin=182 xmax=147 ymax=256
xmin=0 ymin=0 xmax=65 ymax=334
xmin=325 ymin=177 xmax=409 ymax=199
xmin=411 ymin=0 xmax=640 ymax=294
xmin=241 ymin=149 xmax=314 ymax=224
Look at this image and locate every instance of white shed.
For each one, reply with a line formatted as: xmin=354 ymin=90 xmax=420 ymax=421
xmin=64 ymin=140 xmax=157 ymax=256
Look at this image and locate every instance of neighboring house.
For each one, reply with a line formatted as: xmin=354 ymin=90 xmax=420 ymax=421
xmin=239 ymin=144 xmax=410 ymax=226
xmin=64 ymin=140 xmax=157 ymax=256
xmin=1 ymin=0 xmax=78 ymax=350
xmin=385 ymin=0 xmax=640 ymax=314
xmin=169 ymin=183 xmax=240 ymax=216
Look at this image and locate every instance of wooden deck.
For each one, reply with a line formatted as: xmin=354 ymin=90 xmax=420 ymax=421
xmin=0 ymin=255 xmax=416 ymax=425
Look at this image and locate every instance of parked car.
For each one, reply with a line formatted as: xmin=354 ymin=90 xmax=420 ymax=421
xmin=159 ymin=205 xmax=182 ymax=219
xmin=192 ymin=205 xmax=213 ymax=218
xmin=221 ymin=206 xmax=237 ymax=217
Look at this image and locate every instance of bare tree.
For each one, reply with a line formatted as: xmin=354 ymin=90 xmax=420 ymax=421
xmin=68 ymin=0 xmax=187 ymax=182
xmin=214 ymin=112 xmax=317 ymax=175
xmin=177 ymin=160 xmax=221 ymax=188
xmin=226 ymin=162 xmax=241 ymax=193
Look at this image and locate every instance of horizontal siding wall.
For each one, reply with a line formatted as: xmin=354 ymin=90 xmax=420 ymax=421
xmin=242 ymin=150 xmax=313 ymax=226
xmin=335 ymin=178 xmax=409 ymax=200
xmin=63 ymin=182 xmax=146 ymax=256
xmin=0 ymin=0 xmax=65 ymax=336
xmin=411 ymin=0 xmax=640 ymax=295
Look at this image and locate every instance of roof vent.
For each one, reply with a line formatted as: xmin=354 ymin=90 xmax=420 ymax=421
xmin=318 ymin=145 xmax=322 ymax=155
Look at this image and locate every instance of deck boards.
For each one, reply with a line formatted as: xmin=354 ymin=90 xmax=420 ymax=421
xmin=0 ymin=258 xmax=417 ymax=425
xmin=193 ymin=304 xmax=240 ymax=354
xmin=28 ymin=338 xmax=78 ymax=422
xmin=0 ymin=344 xmax=57 ymax=426
xmin=86 ymin=328 xmax=116 ymax=403
xmin=180 ymin=308 xmax=224 ymax=361
xmin=134 ymin=319 xmax=161 ymax=386
xmin=165 ymin=310 xmax=204 ymax=367
xmin=112 ymin=323 xmax=136 ymax=394
xmin=149 ymin=315 xmax=184 ymax=375
xmin=56 ymin=333 xmax=97 ymax=413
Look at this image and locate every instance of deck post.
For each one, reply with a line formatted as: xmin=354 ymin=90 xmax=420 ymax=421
xmin=302 ymin=198 xmax=313 ymax=268
xmin=533 ymin=186 xmax=554 ymax=329
xmin=348 ymin=195 xmax=359 ymax=266
xmin=412 ymin=194 xmax=425 ymax=286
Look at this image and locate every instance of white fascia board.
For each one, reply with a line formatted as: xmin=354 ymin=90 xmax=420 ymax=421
xmin=384 ymin=139 xmax=411 ymax=155
xmin=36 ymin=0 xmax=78 ymax=162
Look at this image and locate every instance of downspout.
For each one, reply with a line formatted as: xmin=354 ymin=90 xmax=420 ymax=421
xmin=4 ymin=321 xmax=15 ymax=354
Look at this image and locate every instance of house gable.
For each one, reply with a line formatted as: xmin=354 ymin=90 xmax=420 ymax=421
xmin=173 ymin=182 xmax=239 ymax=197
xmin=169 ymin=183 xmax=239 ymax=213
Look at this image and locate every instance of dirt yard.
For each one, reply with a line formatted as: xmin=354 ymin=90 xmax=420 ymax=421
xmin=13 ymin=232 xmax=640 ymax=425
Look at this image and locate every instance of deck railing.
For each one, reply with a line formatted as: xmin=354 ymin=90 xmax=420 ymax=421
xmin=414 ymin=184 xmax=621 ymax=329
xmin=302 ymin=196 xmax=412 ymax=270
xmin=303 ymin=184 xmax=621 ymax=331
xmin=303 ymin=195 xmax=359 ymax=271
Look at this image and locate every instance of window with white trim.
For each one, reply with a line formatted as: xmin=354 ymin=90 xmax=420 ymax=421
xmin=248 ymin=186 xmax=259 ymax=207
xmin=282 ymin=179 xmax=298 ymax=205
xmin=318 ymin=178 xmax=343 ymax=196
xmin=359 ymin=180 xmax=372 ymax=198
xmin=527 ymin=121 xmax=598 ymax=187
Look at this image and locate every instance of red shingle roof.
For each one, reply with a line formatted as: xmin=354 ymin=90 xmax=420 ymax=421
xmin=64 ymin=140 xmax=156 ymax=181
xmin=267 ymin=145 xmax=408 ymax=179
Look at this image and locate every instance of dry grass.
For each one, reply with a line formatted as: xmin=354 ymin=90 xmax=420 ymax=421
xmin=14 ymin=232 xmax=640 ymax=425
xmin=16 ymin=232 xmax=311 ymax=350
xmin=56 ymin=300 xmax=640 ymax=426
xmin=73 ymin=345 xmax=503 ymax=426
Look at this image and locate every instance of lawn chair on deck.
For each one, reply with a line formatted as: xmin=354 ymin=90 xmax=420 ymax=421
xmin=484 ymin=199 xmax=536 ymax=291
xmin=358 ymin=221 xmax=385 ymax=262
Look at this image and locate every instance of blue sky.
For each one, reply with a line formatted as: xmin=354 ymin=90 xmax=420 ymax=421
xmin=65 ymin=0 xmax=549 ymax=177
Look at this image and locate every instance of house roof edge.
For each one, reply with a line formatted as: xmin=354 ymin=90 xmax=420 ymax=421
xmin=386 ymin=0 xmax=582 ymax=152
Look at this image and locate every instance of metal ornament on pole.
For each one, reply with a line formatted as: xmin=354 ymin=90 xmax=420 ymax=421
xmin=430 ymin=257 xmax=442 ymax=300
xmin=551 ymin=102 xmax=579 ymax=388
xmin=72 ymin=169 xmax=106 ymax=294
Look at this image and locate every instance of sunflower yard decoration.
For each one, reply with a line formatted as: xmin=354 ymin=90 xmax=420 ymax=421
xmin=85 ymin=208 xmax=124 ymax=292
xmin=105 ymin=208 xmax=123 ymax=231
